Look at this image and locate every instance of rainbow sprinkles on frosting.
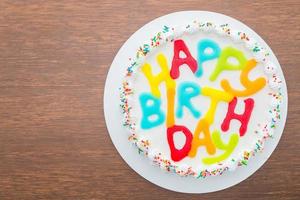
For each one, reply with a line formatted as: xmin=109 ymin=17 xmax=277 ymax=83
xmin=120 ymin=21 xmax=283 ymax=178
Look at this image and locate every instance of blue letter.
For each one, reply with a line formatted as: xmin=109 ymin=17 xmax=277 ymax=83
xmin=139 ymin=93 xmax=165 ymax=129
xmin=176 ymin=82 xmax=201 ymax=119
xmin=196 ymin=39 xmax=221 ymax=77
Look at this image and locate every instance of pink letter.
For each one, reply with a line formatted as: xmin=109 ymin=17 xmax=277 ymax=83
xmin=221 ymin=97 xmax=254 ymax=136
xmin=170 ymin=39 xmax=198 ymax=79
xmin=167 ymin=125 xmax=193 ymax=162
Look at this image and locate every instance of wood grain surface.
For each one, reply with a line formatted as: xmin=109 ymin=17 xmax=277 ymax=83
xmin=0 ymin=1 xmax=299 ymax=199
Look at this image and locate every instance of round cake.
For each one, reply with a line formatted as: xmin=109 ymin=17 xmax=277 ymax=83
xmin=119 ymin=21 xmax=283 ymax=178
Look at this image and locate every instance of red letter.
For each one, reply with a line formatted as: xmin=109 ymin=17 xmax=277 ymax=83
xmin=221 ymin=97 xmax=254 ymax=137
xmin=170 ymin=39 xmax=198 ymax=79
xmin=167 ymin=125 xmax=193 ymax=162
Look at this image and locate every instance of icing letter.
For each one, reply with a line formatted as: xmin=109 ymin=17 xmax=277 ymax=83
xmin=167 ymin=125 xmax=193 ymax=162
xmin=196 ymin=39 xmax=221 ymax=77
xmin=141 ymin=53 xmax=175 ymax=97
xmin=221 ymin=97 xmax=254 ymax=136
xmin=176 ymin=82 xmax=201 ymax=119
xmin=166 ymin=87 xmax=176 ymax=128
xmin=202 ymin=130 xmax=239 ymax=165
xmin=210 ymin=47 xmax=247 ymax=81
xmin=221 ymin=59 xmax=266 ymax=96
xmin=201 ymin=87 xmax=234 ymax=124
xmin=139 ymin=93 xmax=165 ymax=129
xmin=170 ymin=39 xmax=198 ymax=79
xmin=188 ymin=119 xmax=216 ymax=157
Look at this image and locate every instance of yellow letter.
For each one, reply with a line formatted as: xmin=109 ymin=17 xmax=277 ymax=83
xmin=141 ymin=54 xmax=175 ymax=98
xmin=201 ymin=87 xmax=234 ymax=124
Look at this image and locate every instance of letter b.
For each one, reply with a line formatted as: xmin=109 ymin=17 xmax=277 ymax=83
xmin=139 ymin=93 xmax=165 ymax=129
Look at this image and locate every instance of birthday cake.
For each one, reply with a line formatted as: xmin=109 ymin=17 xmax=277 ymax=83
xmin=119 ymin=21 xmax=283 ymax=178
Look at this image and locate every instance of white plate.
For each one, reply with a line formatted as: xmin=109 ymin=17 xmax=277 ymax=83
xmin=103 ymin=11 xmax=288 ymax=193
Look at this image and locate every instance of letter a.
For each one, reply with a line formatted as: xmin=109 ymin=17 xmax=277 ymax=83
xmin=188 ymin=119 xmax=216 ymax=157
xmin=170 ymin=39 xmax=198 ymax=79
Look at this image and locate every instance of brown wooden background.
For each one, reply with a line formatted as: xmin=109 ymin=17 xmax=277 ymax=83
xmin=0 ymin=1 xmax=299 ymax=199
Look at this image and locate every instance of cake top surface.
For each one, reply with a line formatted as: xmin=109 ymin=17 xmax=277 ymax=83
xmin=120 ymin=21 xmax=283 ymax=178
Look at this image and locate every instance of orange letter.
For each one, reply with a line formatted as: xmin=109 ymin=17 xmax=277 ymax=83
xmin=188 ymin=119 xmax=216 ymax=157
xmin=221 ymin=59 xmax=266 ymax=97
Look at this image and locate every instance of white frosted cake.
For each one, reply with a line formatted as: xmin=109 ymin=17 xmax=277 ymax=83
xmin=119 ymin=21 xmax=283 ymax=178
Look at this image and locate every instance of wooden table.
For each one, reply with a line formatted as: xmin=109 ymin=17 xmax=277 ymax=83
xmin=0 ymin=1 xmax=299 ymax=199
